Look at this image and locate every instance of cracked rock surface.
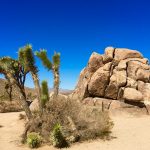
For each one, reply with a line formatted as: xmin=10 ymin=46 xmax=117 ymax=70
xmin=71 ymin=47 xmax=150 ymax=106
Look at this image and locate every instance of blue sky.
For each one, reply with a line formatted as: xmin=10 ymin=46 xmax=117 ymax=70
xmin=0 ymin=0 xmax=150 ymax=89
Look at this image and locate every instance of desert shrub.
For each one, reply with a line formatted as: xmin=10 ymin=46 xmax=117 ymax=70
xmin=0 ymin=100 xmax=22 ymax=113
xmin=19 ymin=113 xmax=26 ymax=120
xmin=27 ymin=132 xmax=42 ymax=148
xmin=50 ymin=123 xmax=68 ymax=148
xmin=77 ymin=107 xmax=114 ymax=141
xmin=28 ymin=96 xmax=113 ymax=146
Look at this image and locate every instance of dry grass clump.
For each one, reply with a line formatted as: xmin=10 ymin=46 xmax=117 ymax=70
xmin=19 ymin=113 xmax=26 ymax=120
xmin=0 ymin=100 xmax=22 ymax=113
xmin=27 ymin=96 xmax=113 ymax=148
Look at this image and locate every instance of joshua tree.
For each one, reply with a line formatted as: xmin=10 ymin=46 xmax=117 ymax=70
xmin=18 ymin=44 xmax=42 ymax=114
xmin=35 ymin=50 xmax=60 ymax=99
xmin=41 ymin=80 xmax=49 ymax=108
xmin=0 ymin=57 xmax=32 ymax=120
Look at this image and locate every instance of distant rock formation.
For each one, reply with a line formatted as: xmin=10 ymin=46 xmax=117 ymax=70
xmin=71 ymin=47 xmax=150 ymax=109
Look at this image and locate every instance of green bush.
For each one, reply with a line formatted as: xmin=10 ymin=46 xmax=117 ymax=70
xmin=50 ymin=123 xmax=68 ymax=148
xmin=27 ymin=132 xmax=42 ymax=148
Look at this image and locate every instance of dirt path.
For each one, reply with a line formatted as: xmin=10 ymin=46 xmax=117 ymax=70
xmin=0 ymin=112 xmax=150 ymax=150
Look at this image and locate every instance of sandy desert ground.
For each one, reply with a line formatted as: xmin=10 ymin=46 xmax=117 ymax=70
xmin=0 ymin=112 xmax=150 ymax=150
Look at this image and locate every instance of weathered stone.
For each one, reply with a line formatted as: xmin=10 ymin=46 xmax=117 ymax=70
xmin=117 ymin=87 xmax=125 ymax=100
xmin=127 ymin=60 xmax=150 ymax=81
xmin=30 ymin=98 xmax=39 ymax=112
xmin=72 ymin=47 xmax=150 ymax=106
xmin=103 ymin=62 xmax=112 ymax=71
xmin=125 ymin=58 xmax=148 ymax=64
xmin=104 ymin=69 xmax=126 ymax=99
xmin=88 ymin=52 xmax=103 ymax=72
xmin=137 ymin=80 xmax=145 ymax=91
xmin=123 ymin=88 xmax=143 ymax=102
xmin=88 ymin=63 xmax=111 ymax=97
xmin=102 ymin=55 xmax=111 ymax=64
xmin=104 ymin=47 xmax=115 ymax=59
xmin=136 ymin=68 xmax=150 ymax=82
xmin=82 ymin=97 xmax=96 ymax=106
xmin=116 ymin=70 xmax=127 ymax=87
xmin=117 ymin=60 xmax=127 ymax=71
xmin=138 ymin=81 xmax=150 ymax=102
xmin=94 ymin=97 xmax=112 ymax=111
xmin=126 ymin=78 xmax=137 ymax=89
xmin=105 ymin=84 xmax=119 ymax=99
xmin=127 ymin=61 xmax=142 ymax=80
xmin=71 ymin=68 xmax=91 ymax=101
xmin=114 ymin=48 xmax=143 ymax=60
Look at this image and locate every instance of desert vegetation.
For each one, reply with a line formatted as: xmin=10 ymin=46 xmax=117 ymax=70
xmin=0 ymin=44 xmax=113 ymax=149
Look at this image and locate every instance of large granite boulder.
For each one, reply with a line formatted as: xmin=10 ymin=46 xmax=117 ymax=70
xmin=71 ymin=46 xmax=150 ymax=107
xmin=114 ymin=48 xmax=143 ymax=60
xmin=88 ymin=52 xmax=103 ymax=72
xmin=88 ymin=63 xmax=111 ymax=97
xmin=29 ymin=98 xmax=39 ymax=112
xmin=123 ymin=88 xmax=143 ymax=102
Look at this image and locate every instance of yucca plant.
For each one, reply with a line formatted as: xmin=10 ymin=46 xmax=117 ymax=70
xmin=41 ymin=80 xmax=49 ymax=107
xmin=27 ymin=132 xmax=42 ymax=148
xmin=18 ymin=44 xmax=42 ymax=114
xmin=0 ymin=57 xmax=32 ymax=120
xmin=35 ymin=50 xmax=60 ymax=99
xmin=50 ymin=123 xmax=68 ymax=148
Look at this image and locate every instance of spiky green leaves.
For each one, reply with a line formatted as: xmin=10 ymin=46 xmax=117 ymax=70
xmin=35 ymin=49 xmax=52 ymax=70
xmin=35 ymin=50 xmax=60 ymax=71
xmin=50 ymin=123 xmax=68 ymax=148
xmin=18 ymin=44 xmax=38 ymax=74
xmin=53 ymin=52 xmax=60 ymax=70
xmin=27 ymin=132 xmax=42 ymax=148
xmin=0 ymin=57 xmax=18 ymax=74
xmin=35 ymin=49 xmax=61 ymax=98
xmin=41 ymin=80 xmax=49 ymax=107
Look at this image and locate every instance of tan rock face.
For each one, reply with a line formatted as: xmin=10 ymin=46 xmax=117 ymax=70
xmin=30 ymin=98 xmax=39 ymax=112
xmin=71 ymin=68 xmax=91 ymax=101
xmin=138 ymin=81 xmax=150 ymax=102
xmin=72 ymin=47 xmax=150 ymax=105
xmin=136 ymin=68 xmax=150 ymax=82
xmin=114 ymin=48 xmax=143 ymax=60
xmin=88 ymin=52 xmax=103 ymax=72
xmin=123 ymin=88 xmax=143 ymax=102
xmin=88 ymin=63 xmax=111 ymax=97
xmin=103 ymin=47 xmax=115 ymax=63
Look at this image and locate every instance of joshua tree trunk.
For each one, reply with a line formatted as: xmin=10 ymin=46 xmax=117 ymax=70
xmin=31 ymin=73 xmax=43 ymax=114
xmin=7 ymin=87 xmax=12 ymax=101
xmin=19 ymin=87 xmax=32 ymax=120
xmin=5 ymin=76 xmax=13 ymax=101
xmin=5 ymin=84 xmax=12 ymax=101
xmin=53 ymin=69 xmax=59 ymax=99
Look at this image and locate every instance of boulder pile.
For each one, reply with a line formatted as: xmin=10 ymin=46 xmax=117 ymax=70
xmin=71 ymin=47 xmax=150 ymax=109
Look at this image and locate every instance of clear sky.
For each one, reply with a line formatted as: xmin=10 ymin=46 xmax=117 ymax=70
xmin=0 ymin=0 xmax=150 ymax=89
